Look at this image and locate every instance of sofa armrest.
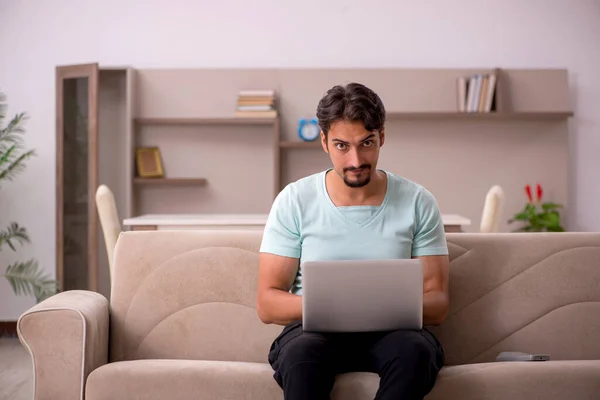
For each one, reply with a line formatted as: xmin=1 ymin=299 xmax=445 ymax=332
xmin=17 ymin=290 xmax=109 ymax=400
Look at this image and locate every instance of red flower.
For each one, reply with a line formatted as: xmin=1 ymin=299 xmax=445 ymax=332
xmin=536 ymin=183 xmax=543 ymax=203
xmin=525 ymin=184 xmax=533 ymax=203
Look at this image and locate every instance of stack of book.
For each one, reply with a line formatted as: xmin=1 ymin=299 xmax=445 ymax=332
xmin=235 ymin=90 xmax=277 ymax=118
xmin=457 ymin=70 xmax=498 ymax=113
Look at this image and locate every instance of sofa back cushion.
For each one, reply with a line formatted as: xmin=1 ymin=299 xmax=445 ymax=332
xmin=434 ymin=232 xmax=600 ymax=365
xmin=109 ymin=230 xmax=282 ymax=364
xmin=110 ymin=230 xmax=600 ymax=366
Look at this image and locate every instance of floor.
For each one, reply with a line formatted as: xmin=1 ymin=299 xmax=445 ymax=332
xmin=0 ymin=338 xmax=33 ymax=400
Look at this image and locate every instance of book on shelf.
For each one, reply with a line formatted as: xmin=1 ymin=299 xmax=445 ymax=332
xmin=457 ymin=70 xmax=498 ymax=113
xmin=235 ymin=89 xmax=278 ymax=118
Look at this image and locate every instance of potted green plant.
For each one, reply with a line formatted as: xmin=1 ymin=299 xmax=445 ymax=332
xmin=508 ymin=183 xmax=565 ymax=232
xmin=1 ymin=92 xmax=59 ymax=302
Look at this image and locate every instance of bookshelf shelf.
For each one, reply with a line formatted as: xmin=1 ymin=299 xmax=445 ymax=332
xmin=278 ymin=111 xmax=572 ymax=150
xmin=134 ymin=178 xmax=208 ymax=186
xmin=386 ymin=111 xmax=573 ymax=120
xmin=280 ymin=141 xmax=321 ymax=149
xmin=135 ymin=117 xmax=277 ymax=126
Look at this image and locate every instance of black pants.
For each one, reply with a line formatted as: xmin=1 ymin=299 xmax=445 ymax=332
xmin=268 ymin=321 xmax=445 ymax=400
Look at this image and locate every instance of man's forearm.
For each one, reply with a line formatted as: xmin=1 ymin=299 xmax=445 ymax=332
xmin=257 ymin=288 xmax=302 ymax=325
xmin=423 ymin=290 xmax=449 ymax=326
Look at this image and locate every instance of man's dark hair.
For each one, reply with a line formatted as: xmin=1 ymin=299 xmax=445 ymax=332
xmin=316 ymin=82 xmax=386 ymax=139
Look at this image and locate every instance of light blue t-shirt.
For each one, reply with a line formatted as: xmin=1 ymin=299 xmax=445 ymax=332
xmin=259 ymin=169 xmax=449 ymax=295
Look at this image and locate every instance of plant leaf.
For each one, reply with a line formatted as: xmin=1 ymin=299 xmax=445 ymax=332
xmin=4 ymin=260 xmax=59 ymax=302
xmin=0 ymin=93 xmax=34 ymax=186
xmin=0 ymin=144 xmax=17 ymax=164
xmin=512 ymin=212 xmax=530 ymax=221
xmin=540 ymin=212 xmax=560 ymax=227
xmin=542 ymin=202 xmax=563 ymax=211
xmin=0 ymin=111 xmax=27 ymax=143
xmin=0 ymin=222 xmax=30 ymax=251
xmin=0 ymin=149 xmax=35 ymax=183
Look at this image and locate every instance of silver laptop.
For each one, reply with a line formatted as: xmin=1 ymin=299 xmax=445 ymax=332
xmin=301 ymin=258 xmax=423 ymax=332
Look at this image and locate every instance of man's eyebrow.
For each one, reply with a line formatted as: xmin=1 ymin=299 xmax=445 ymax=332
xmin=331 ymin=138 xmax=349 ymax=144
xmin=331 ymin=133 xmax=376 ymax=145
xmin=361 ymin=133 xmax=376 ymax=142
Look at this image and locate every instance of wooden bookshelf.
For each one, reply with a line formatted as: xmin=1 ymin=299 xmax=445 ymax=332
xmin=135 ymin=117 xmax=277 ymax=126
xmin=126 ymin=67 xmax=574 ymax=222
xmin=133 ymin=178 xmax=208 ymax=186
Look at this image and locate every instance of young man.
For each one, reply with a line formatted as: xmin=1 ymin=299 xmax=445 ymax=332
xmin=256 ymin=82 xmax=449 ymax=400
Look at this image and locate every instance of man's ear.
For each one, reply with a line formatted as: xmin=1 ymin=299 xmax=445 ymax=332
xmin=379 ymin=128 xmax=385 ymax=147
xmin=321 ymin=131 xmax=329 ymax=153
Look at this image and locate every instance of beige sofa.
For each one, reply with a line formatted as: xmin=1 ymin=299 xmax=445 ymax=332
xmin=17 ymin=230 xmax=600 ymax=399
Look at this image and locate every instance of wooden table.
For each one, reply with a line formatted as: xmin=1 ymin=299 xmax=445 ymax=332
xmin=123 ymin=213 xmax=472 ymax=233
xmin=441 ymin=214 xmax=473 ymax=232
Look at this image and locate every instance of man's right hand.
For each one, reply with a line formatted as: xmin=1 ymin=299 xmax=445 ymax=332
xmin=256 ymin=252 xmax=302 ymax=325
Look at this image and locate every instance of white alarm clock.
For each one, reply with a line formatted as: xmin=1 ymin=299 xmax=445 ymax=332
xmin=298 ymin=118 xmax=320 ymax=141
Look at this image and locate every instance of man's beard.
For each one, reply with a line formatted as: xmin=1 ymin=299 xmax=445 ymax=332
xmin=343 ymin=164 xmax=372 ymax=188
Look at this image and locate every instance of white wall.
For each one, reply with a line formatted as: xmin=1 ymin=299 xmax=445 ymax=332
xmin=1 ymin=0 xmax=599 ymax=320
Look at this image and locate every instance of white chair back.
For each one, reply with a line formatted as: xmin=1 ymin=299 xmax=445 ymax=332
xmin=480 ymin=185 xmax=505 ymax=233
xmin=95 ymin=184 xmax=121 ymax=280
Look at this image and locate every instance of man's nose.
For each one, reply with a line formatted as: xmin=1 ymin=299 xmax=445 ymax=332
xmin=348 ymin=148 xmax=361 ymax=167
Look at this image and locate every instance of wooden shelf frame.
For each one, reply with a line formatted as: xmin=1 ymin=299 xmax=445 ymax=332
xmin=133 ymin=178 xmax=208 ymax=186
xmin=279 ymin=139 xmax=321 ymax=149
xmin=134 ymin=117 xmax=278 ymax=126
xmin=280 ymin=141 xmax=321 ymax=149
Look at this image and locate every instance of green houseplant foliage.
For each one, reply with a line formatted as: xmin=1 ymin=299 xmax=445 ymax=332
xmin=1 ymin=92 xmax=59 ymax=302
xmin=508 ymin=183 xmax=565 ymax=232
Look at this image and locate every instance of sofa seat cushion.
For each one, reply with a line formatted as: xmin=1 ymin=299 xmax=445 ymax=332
xmin=86 ymin=359 xmax=281 ymax=400
xmin=85 ymin=359 xmax=600 ymax=400
xmin=428 ymin=360 xmax=600 ymax=400
xmin=334 ymin=360 xmax=600 ymax=400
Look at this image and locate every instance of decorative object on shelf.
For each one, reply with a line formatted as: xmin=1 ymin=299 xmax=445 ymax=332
xmin=234 ymin=89 xmax=277 ymax=118
xmin=508 ymin=183 xmax=565 ymax=232
xmin=136 ymin=147 xmax=164 ymax=178
xmin=457 ymin=68 xmax=499 ymax=113
xmin=1 ymin=92 xmax=59 ymax=302
xmin=298 ymin=118 xmax=320 ymax=142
